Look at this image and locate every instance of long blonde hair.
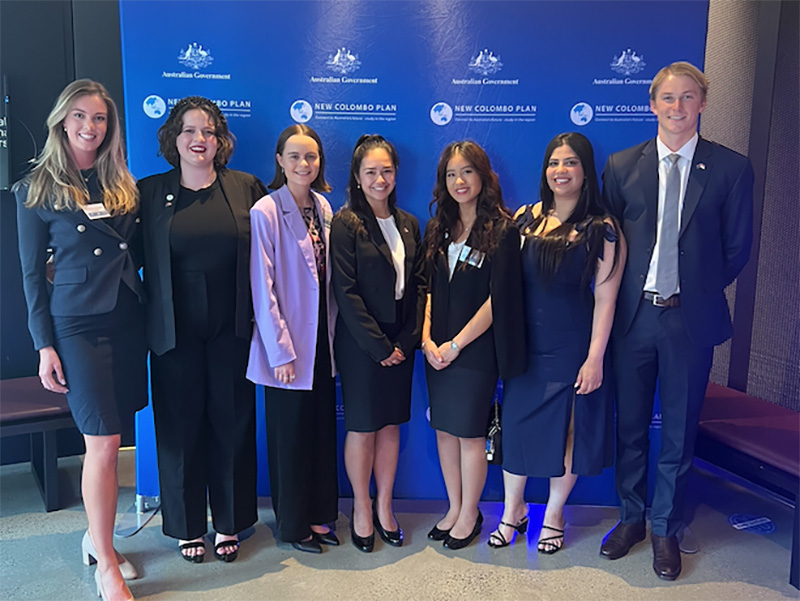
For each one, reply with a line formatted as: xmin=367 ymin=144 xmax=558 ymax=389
xmin=22 ymin=79 xmax=137 ymax=214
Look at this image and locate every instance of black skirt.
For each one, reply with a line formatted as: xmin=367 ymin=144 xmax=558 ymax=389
xmin=335 ymin=311 xmax=413 ymax=432
xmin=426 ymin=362 xmax=496 ymax=438
xmin=52 ymin=284 xmax=147 ymax=435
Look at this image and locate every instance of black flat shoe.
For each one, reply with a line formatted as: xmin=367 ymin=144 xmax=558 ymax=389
xmin=213 ymin=538 xmax=239 ymax=562
xmin=291 ymin=537 xmax=322 ymax=554
xmin=373 ymin=500 xmax=403 ymax=547
xmin=427 ymin=524 xmax=450 ymax=541
xmin=313 ymin=530 xmax=340 ymax=546
xmin=350 ymin=510 xmax=374 ymax=553
xmin=443 ymin=510 xmax=483 ymax=550
xmin=179 ymin=540 xmax=205 ymax=563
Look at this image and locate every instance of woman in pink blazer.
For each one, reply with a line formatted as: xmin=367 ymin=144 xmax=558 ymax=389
xmin=247 ymin=124 xmax=339 ymax=554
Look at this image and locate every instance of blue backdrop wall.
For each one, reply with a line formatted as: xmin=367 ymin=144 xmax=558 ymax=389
xmin=119 ymin=0 xmax=709 ymax=505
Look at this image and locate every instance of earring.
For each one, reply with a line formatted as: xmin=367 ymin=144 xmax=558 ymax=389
xmin=357 ymin=183 xmax=361 ymax=189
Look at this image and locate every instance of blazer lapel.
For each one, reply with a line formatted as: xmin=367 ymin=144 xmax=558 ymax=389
xmin=278 ymin=186 xmax=318 ymax=281
xmin=396 ymin=211 xmax=416 ymax=287
xmin=680 ymin=137 xmax=712 ymax=238
xmin=361 ymin=209 xmax=394 ymax=268
xmin=637 ymin=139 xmax=659 ymax=246
xmin=218 ymin=170 xmax=249 ymax=235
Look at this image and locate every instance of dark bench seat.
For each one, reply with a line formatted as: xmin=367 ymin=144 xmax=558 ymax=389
xmin=0 ymin=376 xmax=75 ymax=511
xmin=696 ymin=382 xmax=799 ymax=588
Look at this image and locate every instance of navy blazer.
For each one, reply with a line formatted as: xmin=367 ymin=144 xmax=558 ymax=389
xmin=602 ymin=136 xmax=754 ymax=346
xmin=138 ymin=168 xmax=266 ymax=356
xmin=15 ymin=181 xmax=145 ymax=351
xmin=427 ymin=218 xmax=526 ymax=379
xmin=330 ymin=206 xmax=426 ymax=362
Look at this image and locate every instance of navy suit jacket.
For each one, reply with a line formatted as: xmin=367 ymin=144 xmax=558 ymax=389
xmin=15 ymin=181 xmax=145 ymax=351
xmin=138 ymin=168 xmax=266 ymax=356
xmin=602 ymin=136 xmax=754 ymax=347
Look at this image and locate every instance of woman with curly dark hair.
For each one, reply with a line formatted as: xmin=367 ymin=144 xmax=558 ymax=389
xmin=139 ymin=96 xmax=266 ymax=563
xmin=488 ymin=132 xmax=625 ymax=554
xmin=422 ymin=141 xmax=524 ymax=550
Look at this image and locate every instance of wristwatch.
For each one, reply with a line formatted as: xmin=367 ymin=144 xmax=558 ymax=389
xmin=450 ymin=340 xmax=460 ymax=352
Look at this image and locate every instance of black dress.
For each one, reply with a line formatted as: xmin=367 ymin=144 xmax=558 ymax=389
xmin=15 ymin=173 xmax=147 ymax=436
xmin=502 ymin=211 xmax=615 ymax=477
xmin=425 ymin=219 xmax=525 ymax=438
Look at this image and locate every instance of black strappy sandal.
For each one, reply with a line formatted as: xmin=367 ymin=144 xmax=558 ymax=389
xmin=487 ymin=515 xmax=529 ymax=548
xmin=537 ymin=524 xmax=565 ymax=554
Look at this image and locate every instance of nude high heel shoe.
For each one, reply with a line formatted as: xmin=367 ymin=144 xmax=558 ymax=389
xmin=95 ymin=568 xmax=134 ymax=601
xmin=83 ymin=531 xmax=138 ymax=580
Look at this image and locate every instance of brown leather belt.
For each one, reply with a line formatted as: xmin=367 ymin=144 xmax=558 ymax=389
xmin=643 ymin=291 xmax=680 ymax=307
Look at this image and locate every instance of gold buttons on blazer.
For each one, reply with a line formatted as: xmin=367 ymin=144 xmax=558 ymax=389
xmin=93 ymin=248 xmax=103 ymax=256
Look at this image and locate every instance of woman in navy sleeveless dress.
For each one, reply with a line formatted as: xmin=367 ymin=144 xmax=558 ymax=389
xmin=489 ymin=133 xmax=625 ymax=554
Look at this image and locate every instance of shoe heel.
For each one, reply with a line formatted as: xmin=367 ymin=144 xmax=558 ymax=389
xmin=82 ymin=531 xmax=97 ymax=566
xmin=518 ymin=517 xmax=529 ymax=535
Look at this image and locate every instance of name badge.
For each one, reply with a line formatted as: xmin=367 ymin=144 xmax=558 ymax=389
xmin=458 ymin=244 xmax=485 ymax=269
xmin=82 ymin=203 xmax=112 ymax=220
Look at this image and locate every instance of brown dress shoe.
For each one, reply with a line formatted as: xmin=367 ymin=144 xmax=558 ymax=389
xmin=599 ymin=521 xmax=646 ymax=560
xmin=652 ymin=534 xmax=681 ymax=580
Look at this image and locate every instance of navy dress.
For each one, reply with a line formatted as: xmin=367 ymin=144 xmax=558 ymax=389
xmin=502 ymin=211 xmax=614 ymax=477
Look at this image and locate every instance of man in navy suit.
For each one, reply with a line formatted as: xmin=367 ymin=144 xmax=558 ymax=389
xmin=600 ymin=62 xmax=753 ymax=580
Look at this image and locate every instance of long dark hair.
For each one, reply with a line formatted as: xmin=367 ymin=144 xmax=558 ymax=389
xmin=268 ymin=124 xmax=331 ymax=192
xmin=346 ymin=134 xmax=399 ymax=215
xmin=158 ymin=96 xmax=235 ymax=169
xmin=529 ymin=132 xmax=618 ymax=286
xmin=425 ymin=140 xmax=511 ymax=265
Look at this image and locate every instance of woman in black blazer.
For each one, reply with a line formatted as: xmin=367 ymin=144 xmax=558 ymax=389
xmin=15 ymin=79 xmax=145 ymax=601
xmin=138 ymin=97 xmax=265 ymax=563
xmin=421 ymin=141 xmax=524 ymax=550
xmin=330 ymin=135 xmax=426 ymax=552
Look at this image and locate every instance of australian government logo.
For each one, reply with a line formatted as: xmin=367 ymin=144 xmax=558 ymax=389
xmin=310 ymin=47 xmax=378 ymax=85
xmin=570 ymin=100 xmax=654 ymax=125
xmin=453 ymin=48 xmax=518 ymax=86
xmin=431 ymin=101 xmax=535 ymax=125
xmin=291 ymin=99 xmax=396 ymax=123
xmin=162 ymin=42 xmax=232 ymax=81
xmin=593 ymin=48 xmax=652 ymax=86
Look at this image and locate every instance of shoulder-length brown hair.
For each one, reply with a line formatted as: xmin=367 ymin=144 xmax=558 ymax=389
xmin=19 ymin=79 xmax=137 ymax=214
xmin=157 ymin=96 xmax=235 ymax=169
xmin=267 ymin=124 xmax=332 ymax=192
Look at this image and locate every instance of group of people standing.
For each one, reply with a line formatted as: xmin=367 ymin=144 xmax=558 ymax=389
xmin=14 ymin=60 xmax=752 ymax=601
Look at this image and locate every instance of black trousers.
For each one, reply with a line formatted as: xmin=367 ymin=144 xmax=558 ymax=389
xmin=151 ymin=274 xmax=257 ymax=540
xmin=612 ymin=299 xmax=713 ymax=538
xmin=265 ymin=315 xmax=338 ymax=543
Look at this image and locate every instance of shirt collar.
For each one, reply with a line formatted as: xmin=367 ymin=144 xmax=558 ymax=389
xmin=656 ymin=133 xmax=699 ymax=163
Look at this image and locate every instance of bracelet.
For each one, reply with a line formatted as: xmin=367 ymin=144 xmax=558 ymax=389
xmin=421 ymin=340 xmax=431 ymax=350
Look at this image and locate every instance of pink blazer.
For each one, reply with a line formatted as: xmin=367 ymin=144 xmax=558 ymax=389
xmin=246 ymin=185 xmax=337 ymax=389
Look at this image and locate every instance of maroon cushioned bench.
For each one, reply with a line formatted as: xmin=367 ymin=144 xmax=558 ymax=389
xmin=696 ymin=382 xmax=799 ymax=588
xmin=0 ymin=376 xmax=76 ymax=511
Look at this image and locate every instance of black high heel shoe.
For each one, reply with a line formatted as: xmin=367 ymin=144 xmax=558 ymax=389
xmin=350 ymin=509 xmax=374 ymax=553
xmin=443 ymin=510 xmax=483 ymax=550
xmin=372 ymin=499 xmax=403 ymax=547
xmin=488 ymin=515 xmax=529 ymax=548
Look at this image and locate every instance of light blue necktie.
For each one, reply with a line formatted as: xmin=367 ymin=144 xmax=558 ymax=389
xmin=655 ymin=153 xmax=681 ymax=298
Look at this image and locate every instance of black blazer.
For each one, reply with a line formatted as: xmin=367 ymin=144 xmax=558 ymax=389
xmin=138 ymin=168 xmax=266 ymax=356
xmin=330 ymin=206 xmax=426 ymax=361
xmin=15 ymin=180 xmax=145 ymax=351
xmin=602 ymin=136 xmax=753 ymax=346
xmin=427 ymin=218 xmax=525 ymax=379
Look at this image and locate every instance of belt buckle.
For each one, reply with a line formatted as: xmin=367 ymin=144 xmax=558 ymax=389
xmin=651 ymin=293 xmax=669 ymax=307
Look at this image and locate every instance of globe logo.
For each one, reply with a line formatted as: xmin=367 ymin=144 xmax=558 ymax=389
xmin=143 ymin=95 xmax=166 ymax=119
xmin=290 ymin=100 xmax=313 ymax=123
xmin=430 ymin=102 xmax=453 ymax=126
xmin=570 ymin=102 xmax=593 ymax=126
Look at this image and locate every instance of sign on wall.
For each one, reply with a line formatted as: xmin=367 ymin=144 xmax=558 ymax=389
xmin=120 ymin=0 xmax=709 ymax=503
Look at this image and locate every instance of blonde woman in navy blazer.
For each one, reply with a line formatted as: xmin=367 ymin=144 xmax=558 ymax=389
xmin=15 ymin=79 xmax=145 ymax=601
xmin=139 ymin=97 xmax=265 ymax=564
xmin=330 ymin=135 xmax=426 ymax=552
xmin=247 ymin=124 xmax=339 ymax=554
